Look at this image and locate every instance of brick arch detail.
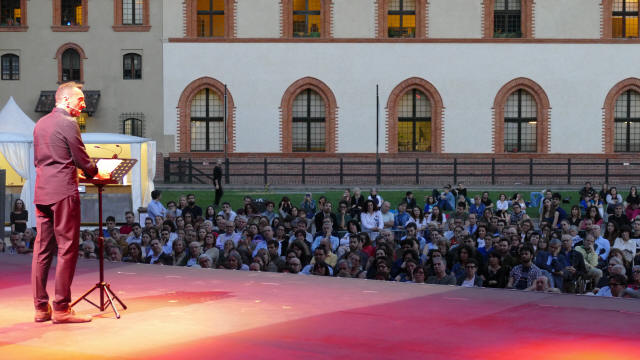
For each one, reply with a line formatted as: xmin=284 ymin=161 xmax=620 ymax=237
xmin=492 ymin=77 xmax=550 ymax=153
xmin=376 ymin=0 xmax=427 ymax=38
xmin=386 ymin=77 xmax=444 ymax=154
xmin=482 ymin=0 xmax=534 ymax=39
xmin=177 ymin=77 xmax=236 ymax=153
xmin=55 ymin=42 xmax=87 ymax=84
xmin=280 ymin=0 xmax=333 ymax=38
xmin=602 ymin=78 xmax=640 ymax=153
xmin=279 ymin=77 xmax=338 ymax=153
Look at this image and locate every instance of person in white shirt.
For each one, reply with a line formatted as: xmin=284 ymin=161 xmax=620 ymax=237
xmin=217 ymin=202 xmax=237 ymax=222
xmin=216 ymin=220 xmax=241 ymax=249
xmin=360 ymin=200 xmax=384 ymax=240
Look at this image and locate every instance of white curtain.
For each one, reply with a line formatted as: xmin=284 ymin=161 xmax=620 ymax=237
xmin=0 ymin=141 xmax=36 ymax=227
xmin=130 ymin=143 xmax=142 ymax=217
xmin=145 ymin=141 xmax=156 ymax=206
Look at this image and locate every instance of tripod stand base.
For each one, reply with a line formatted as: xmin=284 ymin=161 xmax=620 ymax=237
xmin=70 ymin=282 xmax=127 ymax=319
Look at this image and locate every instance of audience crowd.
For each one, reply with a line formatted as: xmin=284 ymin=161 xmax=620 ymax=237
xmin=4 ymin=182 xmax=640 ymax=298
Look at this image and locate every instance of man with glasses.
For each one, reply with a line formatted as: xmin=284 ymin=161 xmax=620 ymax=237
xmin=594 ymin=273 xmax=628 ymax=297
xmin=286 ymin=257 xmax=303 ymax=274
xmin=216 ymin=221 xmax=240 ymax=250
xmin=457 ymin=259 xmax=482 ymax=287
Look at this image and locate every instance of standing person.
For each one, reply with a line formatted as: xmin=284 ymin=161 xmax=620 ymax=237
xmin=31 ymin=82 xmax=97 ymax=324
xmin=10 ymin=198 xmax=28 ymax=233
xmin=213 ymin=159 xmax=224 ymax=207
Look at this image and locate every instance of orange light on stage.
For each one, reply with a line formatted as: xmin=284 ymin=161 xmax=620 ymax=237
xmin=477 ymin=338 xmax=637 ymax=360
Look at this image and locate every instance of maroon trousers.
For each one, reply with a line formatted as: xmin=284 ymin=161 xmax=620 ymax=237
xmin=31 ymin=193 xmax=81 ymax=311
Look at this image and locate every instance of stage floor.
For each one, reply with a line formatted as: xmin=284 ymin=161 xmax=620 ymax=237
xmin=0 ymin=253 xmax=638 ymax=360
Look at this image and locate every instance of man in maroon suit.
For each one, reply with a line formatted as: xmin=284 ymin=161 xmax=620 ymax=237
xmin=32 ymin=82 xmax=98 ymax=324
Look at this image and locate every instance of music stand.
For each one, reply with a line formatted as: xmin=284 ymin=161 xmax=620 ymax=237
xmin=70 ymin=157 xmax=136 ymax=319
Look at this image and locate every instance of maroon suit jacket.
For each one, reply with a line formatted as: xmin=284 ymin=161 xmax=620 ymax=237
xmin=33 ymin=108 xmax=97 ymax=205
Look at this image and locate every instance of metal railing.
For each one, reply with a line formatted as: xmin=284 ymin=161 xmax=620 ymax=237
xmin=163 ymin=157 xmax=640 ymax=186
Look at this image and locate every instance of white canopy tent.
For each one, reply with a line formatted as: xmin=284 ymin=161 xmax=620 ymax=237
xmin=81 ymin=133 xmax=156 ymax=217
xmin=0 ymin=97 xmax=37 ymax=228
xmin=0 ymin=97 xmax=156 ymax=227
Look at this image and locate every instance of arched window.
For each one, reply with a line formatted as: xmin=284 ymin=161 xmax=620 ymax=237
xmin=190 ymin=88 xmax=225 ymax=151
xmin=1 ymin=53 xmax=19 ymax=80
xmin=492 ymin=78 xmax=550 ymax=153
xmin=503 ymin=89 xmax=537 ymax=152
xmin=177 ymin=77 xmax=235 ymax=152
xmin=56 ymin=43 xmax=85 ymax=83
xmin=613 ymin=0 xmax=639 ymax=38
xmin=61 ymin=48 xmax=80 ymax=82
xmin=386 ymin=77 xmax=443 ymax=153
xmin=397 ymin=89 xmax=431 ymax=151
xmin=613 ymin=90 xmax=640 ymax=152
xmin=280 ymin=77 xmax=337 ymax=153
xmin=123 ymin=53 xmax=141 ymax=80
xmin=121 ymin=113 xmax=144 ymax=137
xmin=292 ymin=89 xmax=326 ymax=151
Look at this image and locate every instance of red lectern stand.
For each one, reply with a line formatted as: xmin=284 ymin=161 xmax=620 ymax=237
xmin=70 ymin=158 xmax=136 ymax=319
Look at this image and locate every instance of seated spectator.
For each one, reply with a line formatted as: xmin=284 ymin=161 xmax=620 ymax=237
xmin=508 ymin=245 xmax=542 ymax=290
xmin=374 ymin=258 xmax=392 ymax=281
xmin=312 ymin=219 xmax=339 ymax=253
xmin=347 ymin=252 xmax=367 ymax=279
xmin=310 ymin=261 xmax=332 ymax=276
xmin=289 ymin=220 xmax=313 ymax=246
xmin=119 ymin=211 xmax=136 ymax=235
xmin=334 ymin=259 xmax=351 ymax=278
xmin=186 ymin=241 xmax=203 ymax=267
xmin=606 ymin=187 xmax=623 ymax=215
xmin=613 ymin=225 xmax=636 ymax=263
xmin=222 ymin=250 xmax=249 ymax=270
xmin=426 ymin=258 xmax=456 ymax=285
xmin=574 ymin=234 xmax=604 ymax=286
xmin=525 ymin=276 xmax=560 ymax=293
xmin=145 ymin=238 xmax=173 ymax=265
xmin=171 ymin=239 xmax=188 ymax=266
xmin=123 ymin=243 xmax=143 ymax=263
xmin=198 ymin=254 xmax=214 ymax=269
xmin=81 ymin=240 xmax=97 ymax=259
xmin=485 ymin=252 xmax=508 ymax=288
xmin=7 ymin=231 xmax=21 ymax=254
xmin=108 ymin=247 xmax=122 ymax=262
xmin=286 ymin=256 xmax=303 ymax=274
xmin=299 ymin=192 xmax=317 ymax=219
xmin=594 ymin=272 xmax=628 ymax=297
xmin=360 ymin=200 xmax=383 ymax=239
xmin=413 ymin=265 xmax=426 ymax=283
xmin=335 ymin=200 xmax=352 ymax=232
xmin=457 ymin=258 xmax=482 ymax=287
xmin=22 ymin=228 xmax=35 ymax=250
xmin=380 ymin=201 xmax=395 ymax=230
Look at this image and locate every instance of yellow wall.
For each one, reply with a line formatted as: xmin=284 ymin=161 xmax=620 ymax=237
xmin=0 ymin=151 xmax=25 ymax=185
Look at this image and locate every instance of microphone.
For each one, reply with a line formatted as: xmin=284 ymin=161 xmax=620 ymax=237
xmin=93 ymin=145 xmax=122 ymax=159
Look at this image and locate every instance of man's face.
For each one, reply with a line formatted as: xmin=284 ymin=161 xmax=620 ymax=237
xmin=10 ymin=234 xmax=20 ymax=246
xmin=433 ymin=260 xmax=445 ymax=274
xmin=615 ymin=205 xmax=623 ymax=216
xmin=323 ymin=202 xmax=332 ymax=212
xmin=288 ymin=259 xmax=302 ymax=273
xmin=187 ymin=195 xmax=195 ymax=205
xmin=125 ymin=213 xmax=134 ymax=224
xmin=520 ymin=250 xmax=532 ymax=263
xmin=323 ymin=221 xmax=332 ymax=233
xmin=349 ymin=236 xmax=359 ymax=251
xmin=381 ymin=202 xmax=390 ymax=213
xmin=468 ymin=214 xmax=476 ymax=224
xmin=267 ymin=243 xmax=278 ymax=256
xmin=151 ymin=240 xmax=162 ymax=253
xmin=190 ymin=243 xmax=202 ymax=257
xmin=465 ymin=262 xmax=477 ymax=277
xmin=64 ymin=88 xmax=86 ymax=117
xmin=161 ymin=230 xmax=170 ymax=241
xmin=263 ymin=227 xmax=273 ymax=240
xmin=145 ymin=218 xmax=153 ymax=228
xmin=222 ymin=203 xmax=231 ymax=212
xmin=398 ymin=203 xmax=406 ymax=213
xmin=456 ymin=205 xmax=464 ymax=214
xmin=498 ymin=241 xmax=509 ymax=254
xmin=314 ymin=249 xmax=326 ymax=263
xmin=561 ymin=237 xmax=572 ymax=250
xmin=104 ymin=219 xmax=113 ymax=229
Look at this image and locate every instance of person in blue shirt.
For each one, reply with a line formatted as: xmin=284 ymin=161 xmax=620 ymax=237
xmin=436 ymin=185 xmax=456 ymax=211
xmin=147 ymin=190 xmax=166 ymax=224
xmin=394 ymin=201 xmax=411 ymax=230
